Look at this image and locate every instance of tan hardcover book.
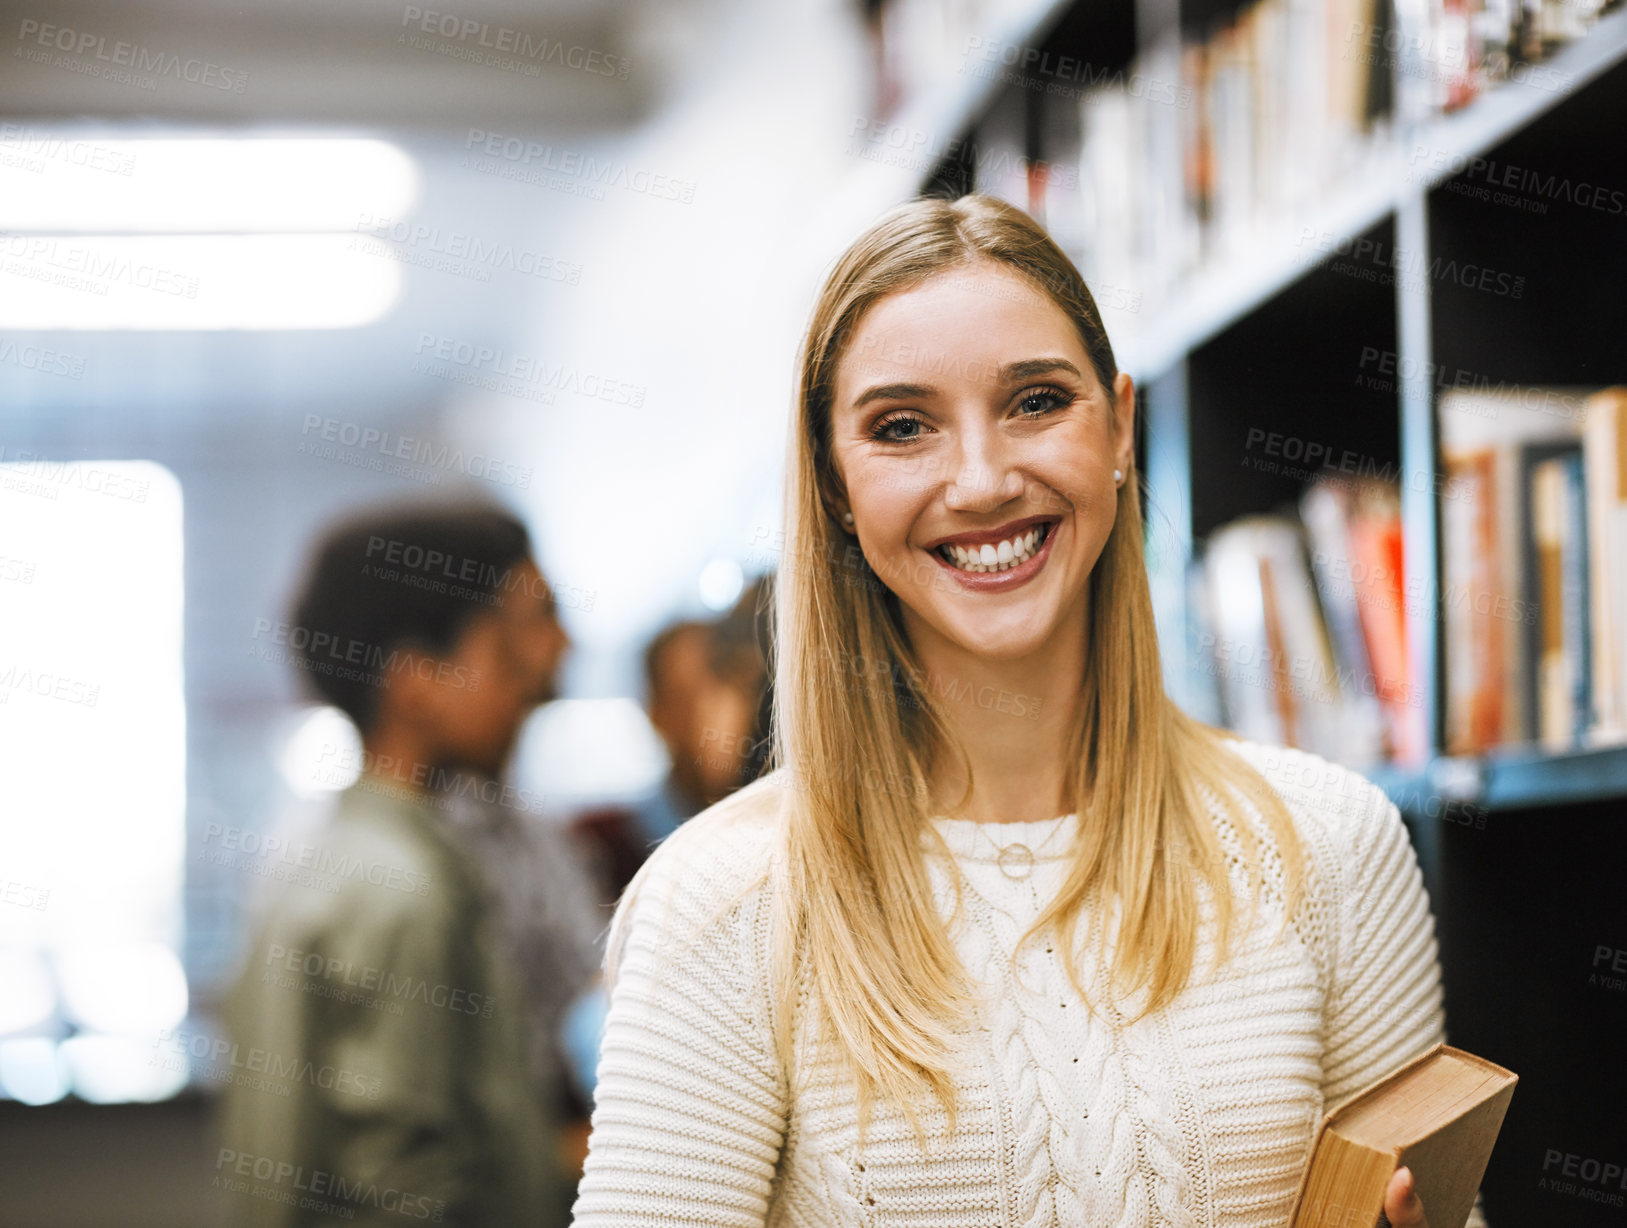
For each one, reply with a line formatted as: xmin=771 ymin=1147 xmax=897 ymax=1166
xmin=1531 ymin=456 xmax=1570 ymax=750
xmin=1290 ymin=1044 xmax=1517 ymax=1228
xmin=1583 ymin=389 xmax=1627 ymax=739
xmin=1441 ymin=449 xmax=1505 ymax=754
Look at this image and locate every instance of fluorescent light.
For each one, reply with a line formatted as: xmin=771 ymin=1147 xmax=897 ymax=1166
xmin=0 ymin=137 xmax=419 ymax=232
xmin=0 ymin=234 xmax=401 ymax=329
xmin=55 ymin=943 xmax=189 ymax=1035
xmin=0 ymin=1039 xmax=68 ymax=1105
xmin=61 ymin=1034 xmax=190 ymax=1104
xmin=0 ymin=950 xmax=55 ymax=1035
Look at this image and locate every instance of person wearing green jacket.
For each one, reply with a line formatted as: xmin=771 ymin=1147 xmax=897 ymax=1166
xmin=219 ymin=503 xmax=578 ymax=1227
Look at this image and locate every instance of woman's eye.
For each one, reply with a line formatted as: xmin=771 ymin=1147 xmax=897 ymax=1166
xmin=871 ymin=414 xmax=924 ymax=442
xmin=1016 ymin=388 xmax=1069 ymax=417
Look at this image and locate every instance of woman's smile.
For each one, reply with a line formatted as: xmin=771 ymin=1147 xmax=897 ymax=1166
xmin=924 ymin=514 xmax=1062 ymax=591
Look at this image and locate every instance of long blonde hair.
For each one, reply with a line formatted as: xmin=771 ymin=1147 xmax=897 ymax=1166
xmin=764 ymin=193 xmax=1307 ymax=1149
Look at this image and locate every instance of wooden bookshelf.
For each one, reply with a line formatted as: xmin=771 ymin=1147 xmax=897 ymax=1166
xmin=878 ymin=3 xmax=1627 ymax=1222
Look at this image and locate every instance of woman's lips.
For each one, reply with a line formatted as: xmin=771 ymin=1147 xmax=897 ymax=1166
xmin=926 ymin=517 xmax=1060 ymax=592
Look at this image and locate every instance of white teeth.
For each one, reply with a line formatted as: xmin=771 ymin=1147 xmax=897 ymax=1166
xmin=939 ymin=524 xmax=1050 ymax=573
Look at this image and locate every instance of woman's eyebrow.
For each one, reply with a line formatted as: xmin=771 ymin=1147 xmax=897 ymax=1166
xmin=850 ymin=380 xmax=937 ymax=410
xmin=848 ymin=358 xmax=1083 ymax=410
xmin=1001 ymin=357 xmax=1083 ymax=383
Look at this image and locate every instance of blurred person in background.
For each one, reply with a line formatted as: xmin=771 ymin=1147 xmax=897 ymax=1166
xmin=435 ymin=544 xmax=607 ymax=1192
xmin=569 ymin=612 xmax=767 ymax=911
xmin=710 ymin=572 xmax=775 ymax=786
xmin=219 ymin=503 xmax=592 ymax=1228
xmin=641 ymin=612 xmax=766 ymax=841
xmin=555 ymin=597 xmax=771 ymax=1110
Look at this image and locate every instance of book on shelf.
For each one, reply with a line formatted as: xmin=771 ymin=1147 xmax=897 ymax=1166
xmin=1439 ymin=385 xmax=1626 ymax=753
xmin=1289 ymin=1043 xmax=1517 ymax=1228
xmin=1195 ymin=476 xmax=1425 ymax=771
xmin=1442 ymin=447 xmax=1507 ymax=752
xmin=913 ymin=0 xmax=1620 ymax=334
xmin=1343 ymin=480 xmax=1427 ymax=765
xmin=1523 ymin=445 xmax=1591 ymax=750
xmin=1584 ymin=389 xmax=1627 ymax=739
xmin=1198 ymin=510 xmax=1394 ymax=767
xmin=1300 ymin=480 xmax=1390 ymax=765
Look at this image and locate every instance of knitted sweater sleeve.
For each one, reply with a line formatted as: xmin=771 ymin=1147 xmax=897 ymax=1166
xmin=1317 ymin=768 xmax=1490 ymax=1228
xmin=569 ymin=800 xmax=788 ymax=1227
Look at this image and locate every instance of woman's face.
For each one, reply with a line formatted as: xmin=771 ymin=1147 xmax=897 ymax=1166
xmin=826 ymin=260 xmax=1134 ymax=664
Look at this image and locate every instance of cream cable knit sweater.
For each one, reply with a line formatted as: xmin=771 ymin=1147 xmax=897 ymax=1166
xmin=571 ymin=739 xmax=1489 ymax=1228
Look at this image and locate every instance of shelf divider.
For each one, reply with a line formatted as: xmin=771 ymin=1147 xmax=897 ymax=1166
xmin=1394 ymin=185 xmax=1442 ymax=884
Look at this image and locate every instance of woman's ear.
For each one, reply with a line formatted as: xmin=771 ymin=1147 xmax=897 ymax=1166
xmin=818 ymin=473 xmax=856 ymax=534
xmin=1111 ymin=371 xmax=1136 ymax=479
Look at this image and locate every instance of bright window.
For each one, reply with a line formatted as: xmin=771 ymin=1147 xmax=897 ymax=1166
xmin=0 ymin=458 xmax=188 ymax=1103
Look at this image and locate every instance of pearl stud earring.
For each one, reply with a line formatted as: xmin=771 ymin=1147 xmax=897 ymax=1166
xmin=1113 ymin=468 xmax=1123 ymax=484
xmin=843 ymin=512 xmax=854 ymax=524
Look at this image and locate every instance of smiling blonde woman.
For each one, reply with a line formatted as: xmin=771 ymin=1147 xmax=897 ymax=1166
xmin=569 ymin=195 xmax=1484 ymax=1228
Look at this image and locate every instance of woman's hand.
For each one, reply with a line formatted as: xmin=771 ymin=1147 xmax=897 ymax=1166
xmin=1382 ymin=1166 xmax=1430 ymax=1227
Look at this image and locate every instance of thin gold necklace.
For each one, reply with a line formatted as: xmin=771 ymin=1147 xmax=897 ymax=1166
xmin=974 ymin=813 xmax=1075 ymax=880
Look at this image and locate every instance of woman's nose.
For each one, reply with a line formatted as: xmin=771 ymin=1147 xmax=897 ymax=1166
xmin=942 ymin=427 xmax=1024 ymax=512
